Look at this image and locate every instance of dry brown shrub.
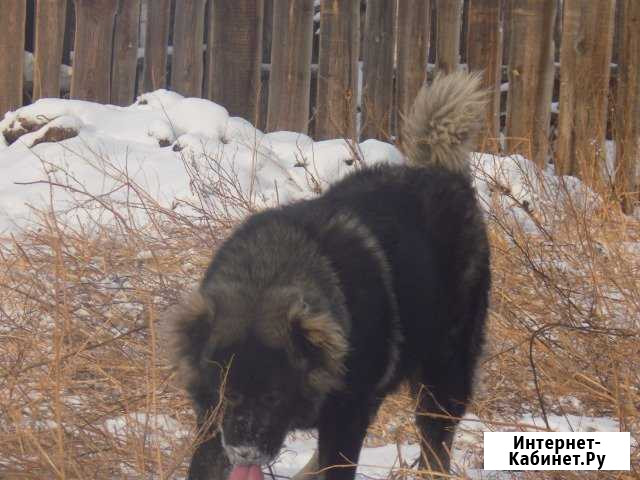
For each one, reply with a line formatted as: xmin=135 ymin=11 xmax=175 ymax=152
xmin=0 ymin=150 xmax=637 ymax=479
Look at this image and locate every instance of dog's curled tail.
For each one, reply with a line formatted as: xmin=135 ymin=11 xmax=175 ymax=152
xmin=402 ymin=71 xmax=486 ymax=176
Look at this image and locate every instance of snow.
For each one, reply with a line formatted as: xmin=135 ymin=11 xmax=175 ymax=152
xmin=22 ymin=51 xmax=72 ymax=93
xmin=95 ymin=411 xmax=621 ymax=480
xmin=0 ymin=91 xmax=398 ymax=233
xmin=0 ymin=89 xmax=600 ymax=236
xmin=104 ymin=413 xmax=189 ymax=445
xmin=271 ymin=413 xmax=622 ymax=479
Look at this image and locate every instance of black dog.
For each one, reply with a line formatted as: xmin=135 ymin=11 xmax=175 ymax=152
xmin=167 ymin=71 xmax=490 ymax=480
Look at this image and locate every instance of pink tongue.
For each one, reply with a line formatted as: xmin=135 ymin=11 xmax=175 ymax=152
xmin=228 ymin=465 xmax=264 ymax=480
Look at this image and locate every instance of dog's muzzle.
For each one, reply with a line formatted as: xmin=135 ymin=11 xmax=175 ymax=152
xmin=221 ymin=429 xmax=271 ymax=465
xmin=224 ymin=444 xmax=271 ymax=465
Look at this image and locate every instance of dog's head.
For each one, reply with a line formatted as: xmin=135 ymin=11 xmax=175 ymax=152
xmin=165 ymin=282 xmax=349 ymax=465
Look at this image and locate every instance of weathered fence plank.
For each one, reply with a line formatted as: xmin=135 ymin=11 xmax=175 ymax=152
xmin=208 ymin=0 xmax=264 ymax=123
xmin=0 ymin=1 xmax=26 ymax=115
xmin=396 ymin=0 xmax=430 ymax=146
xmin=614 ymin=0 xmax=640 ymax=212
xmin=467 ymin=0 xmax=502 ymax=152
xmin=111 ymin=0 xmax=141 ymax=106
xmin=502 ymin=0 xmax=511 ymax=66
xmin=505 ymin=0 xmax=556 ymax=167
xmin=361 ymin=0 xmax=396 ymax=140
xmin=315 ymin=0 xmax=360 ymax=140
xmin=267 ymin=0 xmax=314 ymax=133
xmin=142 ymin=0 xmax=171 ymax=93
xmin=556 ymin=0 xmax=616 ymax=184
xmin=71 ymin=0 xmax=118 ymax=103
xmin=172 ymin=0 xmax=206 ymax=98
xmin=435 ymin=0 xmax=463 ymax=74
xmin=33 ymin=0 xmax=67 ymax=101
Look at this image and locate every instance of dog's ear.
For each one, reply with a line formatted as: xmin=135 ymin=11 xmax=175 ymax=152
xmin=161 ymin=289 xmax=214 ymax=390
xmin=288 ymin=297 xmax=348 ymax=392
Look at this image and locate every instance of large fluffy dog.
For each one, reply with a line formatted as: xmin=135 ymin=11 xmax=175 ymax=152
xmin=167 ymin=72 xmax=490 ymax=480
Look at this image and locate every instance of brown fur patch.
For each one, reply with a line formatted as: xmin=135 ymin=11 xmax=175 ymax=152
xmin=298 ymin=311 xmax=348 ymax=392
xmin=323 ymin=212 xmax=402 ymax=391
xmin=161 ymin=289 xmax=210 ymax=390
xmin=300 ymin=312 xmax=348 ymax=367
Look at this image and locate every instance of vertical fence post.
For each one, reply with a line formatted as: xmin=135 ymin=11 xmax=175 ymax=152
xmin=435 ymin=0 xmax=463 ymax=74
xmin=614 ymin=0 xmax=640 ymax=212
xmin=467 ymin=0 xmax=502 ymax=152
xmin=71 ymin=0 xmax=118 ymax=103
xmin=556 ymin=0 xmax=616 ymax=184
xmin=361 ymin=0 xmax=396 ymax=141
xmin=111 ymin=0 xmax=141 ymax=106
xmin=172 ymin=0 xmax=206 ymax=98
xmin=142 ymin=0 xmax=171 ymax=93
xmin=501 ymin=0 xmax=511 ymax=69
xmin=396 ymin=0 xmax=430 ymax=146
xmin=505 ymin=0 xmax=556 ymax=167
xmin=0 ymin=1 xmax=26 ymax=115
xmin=266 ymin=0 xmax=314 ymax=133
xmin=207 ymin=0 xmax=264 ymax=124
xmin=315 ymin=0 xmax=360 ymax=141
xmin=33 ymin=0 xmax=67 ymax=101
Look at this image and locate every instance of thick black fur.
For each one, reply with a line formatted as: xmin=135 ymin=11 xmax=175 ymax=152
xmin=181 ymin=163 xmax=489 ymax=479
xmin=168 ymin=72 xmax=491 ymax=480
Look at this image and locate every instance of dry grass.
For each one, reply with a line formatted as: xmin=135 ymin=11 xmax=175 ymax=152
xmin=0 ymin=151 xmax=638 ymax=479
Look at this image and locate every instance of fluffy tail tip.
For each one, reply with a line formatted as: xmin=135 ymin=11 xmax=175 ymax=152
xmin=402 ymin=71 xmax=487 ymax=175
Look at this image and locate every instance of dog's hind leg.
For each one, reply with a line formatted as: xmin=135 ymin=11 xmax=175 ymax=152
xmin=410 ymin=359 xmax=473 ymax=479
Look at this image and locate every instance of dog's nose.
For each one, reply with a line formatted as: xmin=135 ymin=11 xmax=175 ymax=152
xmin=225 ymin=445 xmax=266 ymax=465
xmin=236 ymin=447 xmax=253 ymax=460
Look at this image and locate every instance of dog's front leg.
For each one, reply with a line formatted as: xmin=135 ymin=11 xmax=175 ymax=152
xmin=187 ymin=432 xmax=230 ymax=480
xmin=317 ymin=396 xmax=374 ymax=480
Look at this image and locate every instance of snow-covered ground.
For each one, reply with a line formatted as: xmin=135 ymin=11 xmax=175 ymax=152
xmin=0 ymin=92 xmax=626 ymax=478
xmin=100 ymin=411 xmax=620 ymax=480
xmin=0 ymin=89 xmax=598 ymax=235
xmin=273 ymin=415 xmax=620 ymax=480
xmin=0 ymin=90 xmax=404 ymax=234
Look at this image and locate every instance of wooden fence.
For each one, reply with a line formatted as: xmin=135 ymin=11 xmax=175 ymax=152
xmin=0 ymin=0 xmax=638 ymax=209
